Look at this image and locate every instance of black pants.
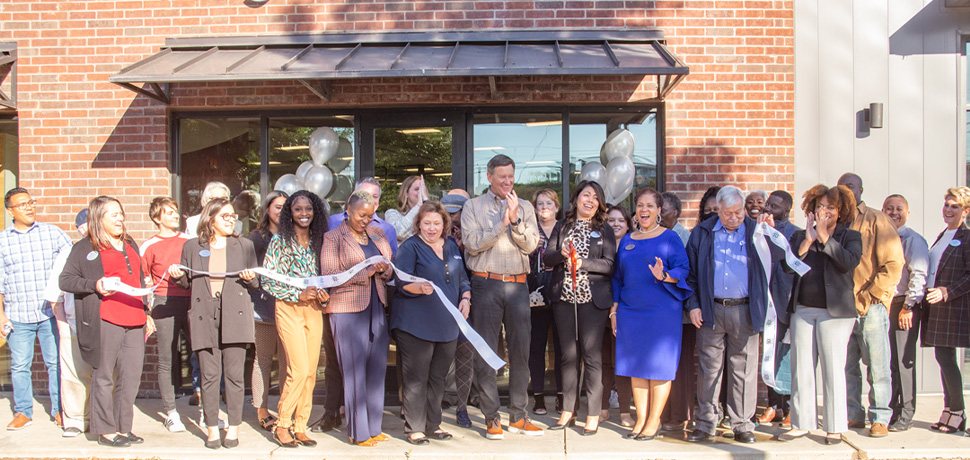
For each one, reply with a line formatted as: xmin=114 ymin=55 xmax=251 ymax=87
xmin=601 ymin=325 xmax=633 ymax=413
xmin=91 ymin=320 xmax=145 ymax=436
xmin=322 ymin=313 xmax=344 ymax=416
xmin=889 ymin=296 xmax=920 ymax=424
xmin=151 ymin=295 xmax=189 ymax=414
xmin=662 ymin=324 xmax=698 ymax=423
xmin=553 ymin=300 xmax=609 ymax=416
xmin=529 ymin=306 xmax=563 ymax=395
xmin=397 ymin=330 xmax=457 ymax=434
xmin=198 ymin=343 xmax=247 ymax=427
xmin=935 ymin=346 xmax=965 ymax=412
xmin=470 ymin=276 xmax=531 ymax=423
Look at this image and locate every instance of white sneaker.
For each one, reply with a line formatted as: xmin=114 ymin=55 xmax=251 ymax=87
xmin=165 ymin=411 xmax=186 ymax=433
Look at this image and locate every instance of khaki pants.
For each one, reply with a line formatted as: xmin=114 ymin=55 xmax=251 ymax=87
xmin=57 ymin=319 xmax=92 ymax=432
xmin=275 ymin=299 xmax=323 ymax=433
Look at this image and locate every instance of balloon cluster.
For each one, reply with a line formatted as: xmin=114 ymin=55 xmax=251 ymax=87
xmin=577 ymin=129 xmax=636 ymax=204
xmin=273 ymin=127 xmax=355 ymax=211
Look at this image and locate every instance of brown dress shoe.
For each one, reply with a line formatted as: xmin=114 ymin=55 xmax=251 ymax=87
xmin=847 ymin=420 xmax=867 ymax=429
xmin=756 ymin=407 xmax=778 ymax=425
xmin=869 ymin=423 xmax=888 ymax=437
xmin=7 ymin=413 xmax=32 ymax=431
xmin=779 ymin=413 xmax=791 ymax=429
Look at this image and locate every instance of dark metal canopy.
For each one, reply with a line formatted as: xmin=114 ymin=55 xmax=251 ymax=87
xmin=110 ymin=30 xmax=689 ymax=105
xmin=0 ymin=42 xmax=16 ymax=110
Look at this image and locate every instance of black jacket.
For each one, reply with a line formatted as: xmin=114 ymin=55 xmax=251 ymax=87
xmin=59 ymin=237 xmax=146 ymax=368
xmin=173 ymin=237 xmax=259 ymax=350
xmin=785 ymin=225 xmax=863 ymax=321
xmin=543 ymin=220 xmax=616 ymax=309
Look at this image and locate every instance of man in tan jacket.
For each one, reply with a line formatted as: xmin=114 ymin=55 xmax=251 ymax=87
xmin=837 ymin=173 xmax=904 ymax=438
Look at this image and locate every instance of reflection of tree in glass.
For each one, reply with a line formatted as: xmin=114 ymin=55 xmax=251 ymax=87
xmin=374 ymin=128 xmax=452 ymax=213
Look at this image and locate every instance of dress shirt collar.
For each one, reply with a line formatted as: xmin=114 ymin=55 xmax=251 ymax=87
xmin=7 ymin=221 xmax=40 ymax=235
xmin=713 ymin=219 xmax=745 ymax=235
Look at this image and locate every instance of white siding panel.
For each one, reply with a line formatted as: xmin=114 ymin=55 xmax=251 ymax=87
xmin=853 ymin=0 xmax=891 ymax=204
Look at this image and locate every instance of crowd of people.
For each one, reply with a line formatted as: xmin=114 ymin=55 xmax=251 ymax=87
xmin=1 ymin=154 xmax=969 ymax=450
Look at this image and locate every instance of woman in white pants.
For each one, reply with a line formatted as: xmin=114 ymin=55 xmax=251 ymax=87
xmin=779 ymin=184 xmax=863 ymax=445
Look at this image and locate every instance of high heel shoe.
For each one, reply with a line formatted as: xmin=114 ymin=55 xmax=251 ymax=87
xmin=582 ymin=426 xmax=598 ymax=436
xmin=938 ymin=410 xmax=967 ymax=434
xmin=930 ymin=409 xmax=952 ymax=431
xmin=636 ymin=427 xmax=661 ymax=441
xmin=548 ymin=417 xmax=576 ymax=430
xmin=273 ymin=427 xmax=298 ymax=448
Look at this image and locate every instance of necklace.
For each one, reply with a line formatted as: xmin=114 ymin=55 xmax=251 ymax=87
xmin=637 ymin=224 xmax=663 ymax=237
xmin=350 ymin=230 xmax=368 ymax=244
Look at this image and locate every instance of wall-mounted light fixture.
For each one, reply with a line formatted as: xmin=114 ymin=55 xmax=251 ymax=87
xmin=863 ymin=103 xmax=883 ymax=129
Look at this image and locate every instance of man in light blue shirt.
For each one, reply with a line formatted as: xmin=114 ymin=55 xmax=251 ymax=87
xmin=0 ymin=188 xmax=73 ymax=430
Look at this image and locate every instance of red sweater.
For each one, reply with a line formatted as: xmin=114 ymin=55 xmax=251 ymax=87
xmin=140 ymin=233 xmax=191 ymax=297
xmin=100 ymin=244 xmax=147 ymax=327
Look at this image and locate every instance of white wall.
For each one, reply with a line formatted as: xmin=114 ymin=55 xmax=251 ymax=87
xmin=795 ymin=0 xmax=970 ymax=394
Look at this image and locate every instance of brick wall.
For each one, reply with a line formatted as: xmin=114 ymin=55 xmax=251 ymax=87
xmin=3 ymin=0 xmax=793 ymax=396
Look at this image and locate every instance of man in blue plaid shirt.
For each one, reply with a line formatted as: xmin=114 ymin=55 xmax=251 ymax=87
xmin=0 ymin=187 xmax=73 ymax=430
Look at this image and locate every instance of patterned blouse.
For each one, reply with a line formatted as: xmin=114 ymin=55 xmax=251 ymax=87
xmin=261 ymin=233 xmax=319 ymax=303
xmin=561 ymin=219 xmax=593 ymax=303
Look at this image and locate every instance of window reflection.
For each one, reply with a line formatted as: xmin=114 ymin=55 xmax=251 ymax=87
xmin=472 ymin=113 xmax=563 ymax=200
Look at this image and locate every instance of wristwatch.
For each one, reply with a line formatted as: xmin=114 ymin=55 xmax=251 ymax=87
xmin=512 ymin=217 xmax=522 ymax=226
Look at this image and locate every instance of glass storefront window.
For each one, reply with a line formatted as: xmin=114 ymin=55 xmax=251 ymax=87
xmin=569 ymin=111 xmax=657 ymax=213
xmin=0 ymin=117 xmax=15 ymax=389
xmin=375 ymin=126 xmax=452 ymax=212
xmin=473 ymin=113 xmax=563 ymax=203
xmin=269 ymin=116 xmax=355 ymax=216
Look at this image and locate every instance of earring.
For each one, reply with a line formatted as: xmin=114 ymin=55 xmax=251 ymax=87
xmin=657 ymin=215 xmax=662 ymax=225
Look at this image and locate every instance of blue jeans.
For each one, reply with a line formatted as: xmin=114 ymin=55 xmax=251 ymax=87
xmin=845 ymin=302 xmax=892 ymax=425
xmin=8 ymin=317 xmax=60 ymax=419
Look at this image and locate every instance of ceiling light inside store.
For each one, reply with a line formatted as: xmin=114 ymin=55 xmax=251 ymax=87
xmin=247 ymin=161 xmax=282 ymax=165
xmin=277 ymin=145 xmax=309 ymax=151
xmin=397 ymin=128 xmax=441 ymax=134
xmin=525 ymin=161 xmax=555 ymax=165
xmin=431 ymin=173 xmax=452 ymax=177
xmin=474 ymin=146 xmax=505 ymax=151
xmin=404 ymin=168 xmax=419 ymax=172
xmin=524 ymin=120 xmax=562 ymax=127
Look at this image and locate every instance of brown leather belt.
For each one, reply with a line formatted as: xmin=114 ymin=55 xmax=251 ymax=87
xmin=472 ymin=271 xmax=527 ymax=284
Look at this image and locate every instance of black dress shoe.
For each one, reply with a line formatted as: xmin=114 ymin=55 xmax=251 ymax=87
xmin=222 ymin=437 xmax=239 ymax=448
xmin=98 ymin=434 xmax=131 ymax=448
xmin=548 ymin=418 xmax=576 ymax=430
xmin=686 ymin=430 xmax=712 ymax=443
xmin=310 ymin=414 xmax=338 ymax=433
xmin=430 ymin=431 xmax=453 ymax=440
xmin=406 ymin=435 xmax=430 ymax=446
xmin=125 ymin=432 xmax=144 ymax=444
xmin=735 ymin=431 xmax=757 ymax=443
xmin=205 ymin=438 xmax=221 ymax=449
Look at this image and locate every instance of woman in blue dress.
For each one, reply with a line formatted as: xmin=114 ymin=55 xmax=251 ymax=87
xmin=611 ymin=187 xmax=692 ymax=440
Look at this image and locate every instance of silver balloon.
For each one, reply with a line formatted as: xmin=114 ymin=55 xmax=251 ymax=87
xmin=309 ymin=127 xmax=340 ymax=166
xmin=320 ymin=199 xmax=331 ymax=216
xmin=304 ymin=165 xmax=334 ymax=200
xmin=296 ymin=160 xmax=314 ymax=181
xmin=329 ymin=174 xmax=353 ymax=200
xmin=327 ymin=138 xmax=353 ymax=174
xmin=274 ymin=173 xmax=303 ymax=196
xmin=599 ymin=129 xmax=635 ymax=164
xmin=578 ymin=161 xmax=607 ymax=186
xmin=604 ymin=156 xmax=635 ymax=203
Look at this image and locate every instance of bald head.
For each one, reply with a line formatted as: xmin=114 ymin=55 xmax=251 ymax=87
xmin=837 ymin=173 xmax=863 ymax=203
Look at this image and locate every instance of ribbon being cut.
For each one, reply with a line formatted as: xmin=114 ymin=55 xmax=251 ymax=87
xmin=100 ymin=255 xmax=506 ymax=370
xmin=752 ymin=221 xmax=811 ymax=391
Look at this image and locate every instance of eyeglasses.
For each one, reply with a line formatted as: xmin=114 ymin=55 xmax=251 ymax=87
xmin=218 ymin=213 xmax=238 ymax=222
xmin=6 ymin=200 xmax=37 ymax=211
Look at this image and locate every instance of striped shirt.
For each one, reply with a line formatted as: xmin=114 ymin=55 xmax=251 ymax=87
xmin=0 ymin=222 xmax=73 ymax=323
xmin=261 ymin=233 xmax=319 ymax=303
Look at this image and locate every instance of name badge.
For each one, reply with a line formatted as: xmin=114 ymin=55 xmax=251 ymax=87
xmin=86 ymin=251 xmax=99 ymax=261
xmin=199 ymin=249 xmax=211 ymax=257
xmin=590 ymin=231 xmax=601 ymax=238
xmin=625 ymin=244 xmax=636 ymax=251
xmin=950 ymin=240 xmax=962 ymax=247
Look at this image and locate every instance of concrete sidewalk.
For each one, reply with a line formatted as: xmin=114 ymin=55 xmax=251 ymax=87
xmin=0 ymin=392 xmax=968 ymax=459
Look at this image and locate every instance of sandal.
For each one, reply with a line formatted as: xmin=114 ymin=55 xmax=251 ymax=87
xmin=930 ymin=409 xmax=952 ymax=431
xmin=258 ymin=415 xmax=277 ymax=431
xmin=938 ymin=411 xmax=966 ymax=434
xmin=352 ymin=436 xmax=379 ymax=447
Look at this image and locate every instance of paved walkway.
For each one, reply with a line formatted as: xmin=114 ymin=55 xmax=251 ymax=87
xmin=0 ymin=393 xmax=968 ymax=459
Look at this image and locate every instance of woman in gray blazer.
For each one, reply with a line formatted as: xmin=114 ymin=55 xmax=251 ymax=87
xmin=780 ymin=185 xmax=862 ymax=445
xmin=169 ymin=197 xmax=259 ymax=449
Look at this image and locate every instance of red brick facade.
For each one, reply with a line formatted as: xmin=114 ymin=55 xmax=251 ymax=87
xmin=3 ymin=0 xmax=793 ymax=394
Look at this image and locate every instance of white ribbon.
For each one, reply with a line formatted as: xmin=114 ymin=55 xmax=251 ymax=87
xmin=752 ymin=222 xmax=810 ymax=390
xmin=104 ymin=256 xmax=507 ymax=371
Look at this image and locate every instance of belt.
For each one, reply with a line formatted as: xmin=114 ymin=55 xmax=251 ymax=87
xmin=714 ymin=297 xmax=748 ymax=307
xmin=472 ymin=271 xmax=527 ymax=284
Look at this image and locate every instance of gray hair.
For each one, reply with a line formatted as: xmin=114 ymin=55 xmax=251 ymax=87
xmin=200 ymin=181 xmax=231 ymax=207
xmin=716 ymin=185 xmax=745 ymax=209
xmin=746 ymin=190 xmax=767 ymax=202
xmin=347 ymin=190 xmax=376 ymax=209
xmin=355 ymin=176 xmax=380 ymax=190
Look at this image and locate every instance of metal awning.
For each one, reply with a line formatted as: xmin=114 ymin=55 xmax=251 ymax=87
xmin=0 ymin=42 xmax=16 ymax=110
xmin=110 ymin=30 xmax=689 ymax=104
